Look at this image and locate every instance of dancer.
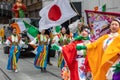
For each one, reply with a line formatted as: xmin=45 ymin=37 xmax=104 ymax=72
xmin=51 ymin=26 xmax=91 ymax=80
xmin=30 ymin=29 xmax=49 ymax=72
xmin=76 ymin=19 xmax=120 ymax=80
xmin=6 ymin=28 xmax=24 ymax=72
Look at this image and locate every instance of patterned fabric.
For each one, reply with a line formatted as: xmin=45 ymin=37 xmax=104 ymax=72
xmin=61 ymin=66 xmax=70 ymax=80
xmin=58 ymin=52 xmax=65 ymax=69
xmin=77 ymin=58 xmax=86 ymax=80
xmin=7 ymin=35 xmax=21 ymax=70
xmin=34 ymin=45 xmax=48 ymax=69
xmin=7 ymin=45 xmax=20 ymax=70
xmin=87 ymin=34 xmax=120 ymax=80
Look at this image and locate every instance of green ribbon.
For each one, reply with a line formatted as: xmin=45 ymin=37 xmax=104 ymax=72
xmin=74 ymin=36 xmax=90 ymax=41
xmin=76 ymin=45 xmax=87 ymax=50
xmin=55 ymin=26 xmax=61 ymax=33
xmin=51 ymin=44 xmax=60 ymax=51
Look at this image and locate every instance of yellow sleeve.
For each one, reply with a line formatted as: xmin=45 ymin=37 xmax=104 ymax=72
xmin=87 ymin=35 xmax=108 ymax=49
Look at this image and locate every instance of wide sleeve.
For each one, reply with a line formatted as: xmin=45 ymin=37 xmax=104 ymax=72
xmin=86 ymin=35 xmax=108 ymax=77
xmin=5 ymin=39 xmax=11 ymax=46
xmin=52 ymin=35 xmax=59 ymax=45
xmin=87 ymin=35 xmax=108 ymax=49
xmin=62 ymin=41 xmax=80 ymax=67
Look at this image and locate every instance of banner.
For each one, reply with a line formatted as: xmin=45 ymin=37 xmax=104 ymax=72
xmin=85 ymin=10 xmax=120 ymax=40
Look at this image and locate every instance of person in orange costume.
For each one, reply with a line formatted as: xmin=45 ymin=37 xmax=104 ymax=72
xmin=76 ymin=18 xmax=120 ymax=80
xmin=12 ymin=0 xmax=26 ymax=18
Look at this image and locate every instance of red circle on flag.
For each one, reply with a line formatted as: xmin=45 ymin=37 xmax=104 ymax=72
xmin=48 ymin=5 xmax=61 ymax=21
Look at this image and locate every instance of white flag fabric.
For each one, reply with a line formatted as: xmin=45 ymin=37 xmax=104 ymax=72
xmin=39 ymin=0 xmax=77 ymax=31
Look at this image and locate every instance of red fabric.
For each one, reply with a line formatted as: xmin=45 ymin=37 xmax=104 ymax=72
xmin=7 ymin=35 xmax=21 ymax=43
xmin=7 ymin=36 xmax=12 ymax=43
xmin=62 ymin=40 xmax=83 ymax=80
xmin=84 ymin=56 xmax=91 ymax=72
xmin=12 ymin=3 xmax=26 ymax=18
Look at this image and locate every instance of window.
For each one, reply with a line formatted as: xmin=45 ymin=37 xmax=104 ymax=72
xmin=31 ymin=0 xmax=33 ymax=3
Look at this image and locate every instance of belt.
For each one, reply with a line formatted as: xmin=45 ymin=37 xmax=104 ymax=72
xmin=77 ymin=55 xmax=84 ymax=58
xmin=39 ymin=42 xmax=47 ymax=45
xmin=12 ymin=42 xmax=18 ymax=46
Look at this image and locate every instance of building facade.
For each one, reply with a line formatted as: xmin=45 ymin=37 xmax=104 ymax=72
xmin=23 ymin=0 xmax=42 ymax=18
xmin=0 ymin=0 xmax=12 ymax=24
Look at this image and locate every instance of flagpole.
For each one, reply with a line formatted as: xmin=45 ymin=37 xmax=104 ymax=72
xmin=69 ymin=0 xmax=80 ymax=16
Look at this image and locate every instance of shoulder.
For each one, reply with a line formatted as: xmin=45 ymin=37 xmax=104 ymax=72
xmin=98 ymin=34 xmax=108 ymax=40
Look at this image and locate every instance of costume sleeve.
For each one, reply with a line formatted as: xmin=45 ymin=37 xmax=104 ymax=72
xmin=86 ymin=35 xmax=108 ymax=77
xmin=84 ymin=56 xmax=91 ymax=72
xmin=12 ymin=4 xmax=18 ymax=12
xmin=62 ymin=41 xmax=78 ymax=67
xmin=5 ymin=36 xmax=12 ymax=46
xmin=29 ymin=37 xmax=37 ymax=45
xmin=87 ymin=35 xmax=108 ymax=49
xmin=19 ymin=40 xmax=25 ymax=44
xmin=5 ymin=39 xmax=11 ymax=46
xmin=52 ymin=35 xmax=59 ymax=45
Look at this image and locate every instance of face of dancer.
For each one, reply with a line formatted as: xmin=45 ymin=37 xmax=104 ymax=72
xmin=61 ymin=27 xmax=66 ymax=34
xmin=12 ymin=28 xmax=17 ymax=35
xmin=110 ymin=20 xmax=120 ymax=33
xmin=81 ymin=29 xmax=89 ymax=38
xmin=41 ymin=29 xmax=45 ymax=34
xmin=77 ymin=22 xmax=82 ymax=30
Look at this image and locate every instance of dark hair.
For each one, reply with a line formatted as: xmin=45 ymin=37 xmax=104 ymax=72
xmin=80 ymin=25 xmax=91 ymax=33
xmin=112 ymin=19 xmax=120 ymax=26
xmin=12 ymin=27 xmax=16 ymax=31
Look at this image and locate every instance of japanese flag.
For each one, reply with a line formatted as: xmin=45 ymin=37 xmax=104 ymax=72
xmin=39 ymin=0 xmax=77 ymax=30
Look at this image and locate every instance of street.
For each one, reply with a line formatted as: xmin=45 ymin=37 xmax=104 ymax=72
xmin=0 ymin=44 xmax=61 ymax=80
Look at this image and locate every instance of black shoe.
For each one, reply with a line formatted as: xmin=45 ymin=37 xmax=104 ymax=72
xmin=48 ymin=62 xmax=53 ymax=66
xmin=43 ymin=68 xmax=47 ymax=72
xmin=41 ymin=68 xmax=44 ymax=72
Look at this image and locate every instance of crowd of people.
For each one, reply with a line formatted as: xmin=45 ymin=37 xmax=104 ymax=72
xmin=3 ymin=18 xmax=120 ymax=80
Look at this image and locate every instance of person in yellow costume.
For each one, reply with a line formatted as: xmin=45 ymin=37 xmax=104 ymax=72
xmin=1 ymin=26 xmax=5 ymax=43
xmin=76 ymin=19 xmax=120 ymax=80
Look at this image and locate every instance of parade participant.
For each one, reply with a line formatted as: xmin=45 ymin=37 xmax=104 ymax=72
xmin=51 ymin=26 xmax=91 ymax=80
xmin=52 ymin=27 xmax=71 ymax=69
xmin=69 ymin=19 xmax=84 ymax=38
xmin=76 ymin=19 xmax=120 ymax=80
xmin=73 ymin=22 xmax=83 ymax=38
xmin=30 ymin=29 xmax=49 ymax=72
xmin=6 ymin=28 xmax=24 ymax=72
xmin=0 ymin=26 xmax=5 ymax=43
xmin=12 ymin=0 xmax=26 ymax=18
